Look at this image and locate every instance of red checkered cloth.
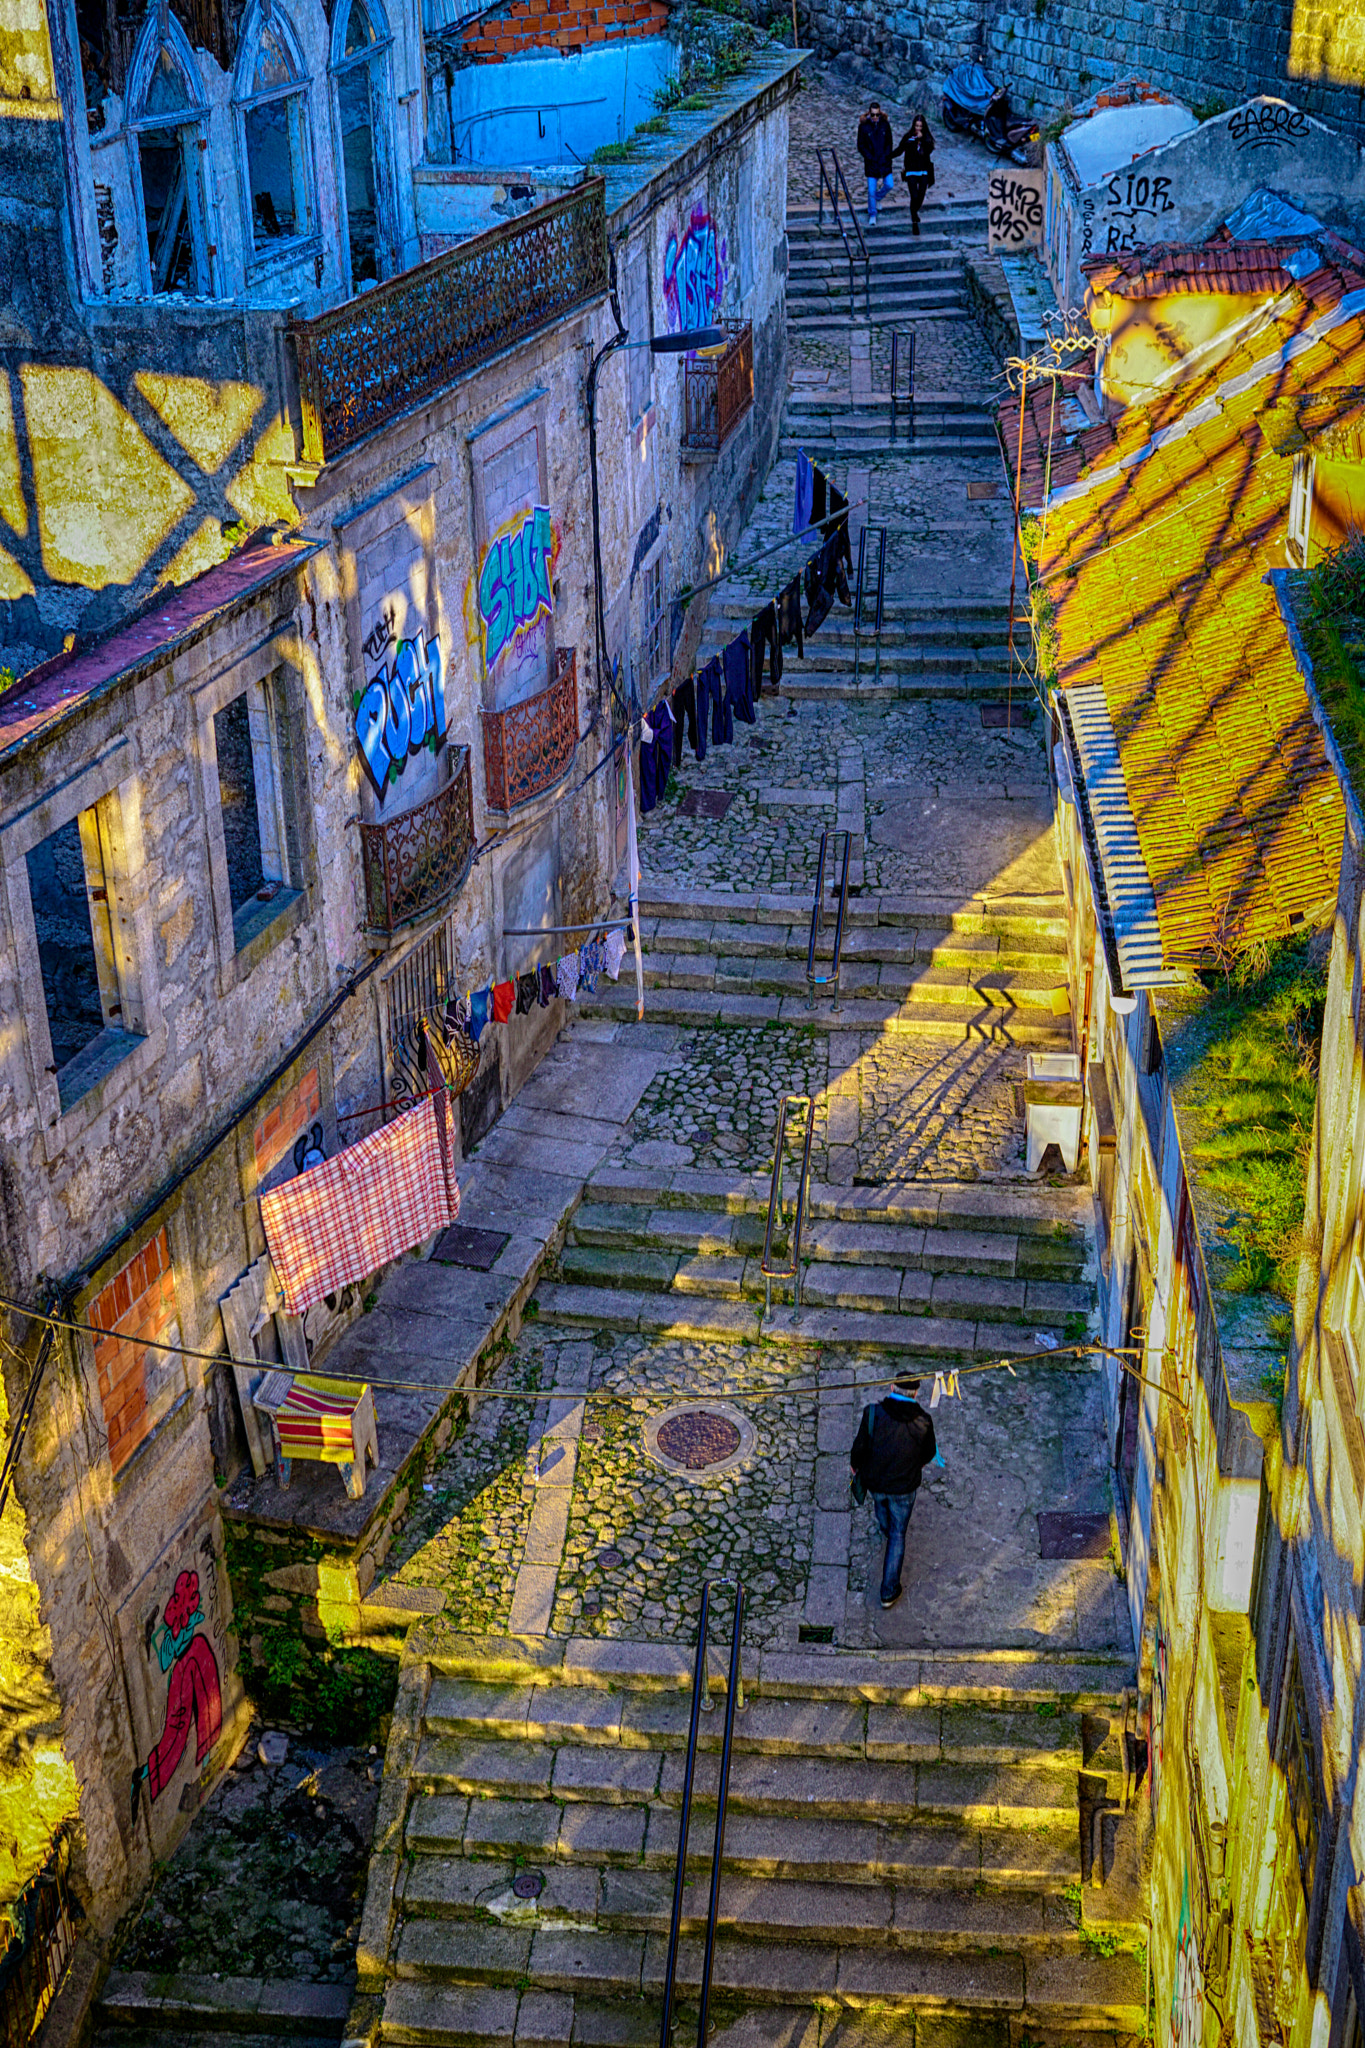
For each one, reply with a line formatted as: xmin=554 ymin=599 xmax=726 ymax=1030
xmin=260 ymin=1090 xmax=460 ymax=1316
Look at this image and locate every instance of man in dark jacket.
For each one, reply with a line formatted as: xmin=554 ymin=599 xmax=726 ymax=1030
xmin=856 ymin=102 xmax=894 ymax=225
xmin=850 ymin=1373 xmax=937 ymax=1608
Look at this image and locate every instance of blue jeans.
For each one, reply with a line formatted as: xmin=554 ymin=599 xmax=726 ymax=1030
xmin=874 ymin=1491 xmax=917 ymax=1601
xmin=866 ymin=175 xmax=891 ymax=219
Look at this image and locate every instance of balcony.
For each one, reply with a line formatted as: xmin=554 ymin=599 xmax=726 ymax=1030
xmin=682 ymin=321 xmax=754 ymax=456
xmin=290 ymin=181 xmax=608 ymax=464
xmin=360 ymin=748 xmax=475 ymax=934
xmin=482 ymin=649 xmax=578 ymax=814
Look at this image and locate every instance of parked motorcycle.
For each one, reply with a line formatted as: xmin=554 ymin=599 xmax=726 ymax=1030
xmin=941 ymin=63 xmax=1039 ymax=166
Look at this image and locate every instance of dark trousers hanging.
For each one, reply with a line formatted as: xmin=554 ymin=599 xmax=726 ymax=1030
xmin=672 ymin=675 xmax=701 ymax=759
xmin=752 ymin=603 xmax=782 ymax=696
xmin=778 ymin=576 xmax=805 ymax=660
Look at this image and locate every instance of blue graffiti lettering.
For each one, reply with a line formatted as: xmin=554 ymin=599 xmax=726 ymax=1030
xmin=478 ymin=506 xmax=555 ymax=671
xmin=351 ymin=629 xmax=448 ymax=800
xmin=663 ymin=211 xmax=726 ymax=332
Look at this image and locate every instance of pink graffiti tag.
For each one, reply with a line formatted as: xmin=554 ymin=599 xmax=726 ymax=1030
xmin=663 ymin=206 xmax=727 ymax=331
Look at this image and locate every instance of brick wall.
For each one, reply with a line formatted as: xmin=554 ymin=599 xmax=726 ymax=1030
xmin=459 ymin=0 xmax=668 ymax=60
xmin=253 ymin=1065 xmax=322 ymax=1181
xmin=89 ymin=1228 xmax=180 ymax=1472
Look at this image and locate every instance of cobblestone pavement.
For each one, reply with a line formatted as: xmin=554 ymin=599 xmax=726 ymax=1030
xmin=610 ymin=1022 xmax=830 ymax=1173
xmin=638 ymin=713 xmax=836 ymax=894
xmin=847 ymin=1030 xmax=1026 ymax=1180
xmin=385 ymin=1341 xmax=542 ymax=1633
xmin=550 ymin=1334 xmax=820 ymax=1646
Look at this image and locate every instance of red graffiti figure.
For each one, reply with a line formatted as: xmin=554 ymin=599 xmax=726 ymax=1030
xmin=130 ymin=1569 xmax=222 ymax=1819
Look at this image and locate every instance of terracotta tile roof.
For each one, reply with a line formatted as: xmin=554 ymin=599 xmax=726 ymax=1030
xmin=1001 ymin=247 xmax=1361 ymax=964
xmin=0 ymin=532 xmax=322 ymax=767
xmin=1080 ymin=239 xmax=1305 ymax=300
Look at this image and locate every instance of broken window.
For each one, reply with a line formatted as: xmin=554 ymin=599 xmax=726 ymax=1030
xmin=237 ymin=11 xmax=313 ymax=256
xmin=24 ymin=809 xmax=133 ymax=1104
xmin=212 ymin=679 xmax=302 ymax=954
xmin=76 ymin=0 xmax=113 ymax=129
xmin=333 ymin=0 xmax=389 ymax=290
xmin=216 ymin=694 xmax=267 ymax=913
xmin=130 ymin=28 xmax=211 ymax=295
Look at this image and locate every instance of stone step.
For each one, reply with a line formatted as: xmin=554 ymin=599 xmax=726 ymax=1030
xmin=640 ymin=955 xmax=1066 ymax=1009
xmin=581 ymin=1163 xmax=1092 ymax=1246
xmin=576 ymin=983 xmax=1071 ymax=1043
xmin=388 ymin=1922 xmax=1144 ymax=2028
xmin=93 ymin=1973 xmax=350 ymax=2041
xmin=529 ymin=1281 xmax=1084 ymax=1358
xmin=400 ymin=1859 xmax=1091 ymax=1955
xmin=420 ymin=1680 xmax=1097 ymax=1768
xmin=790 ymin=306 xmax=969 ymax=333
xmin=567 ymin=1203 xmax=1088 ymax=1281
xmin=555 ymin=1244 xmax=1090 ymax=1327
xmin=639 ymin=918 xmax=1065 ymax=972
xmin=778 ymin=433 xmax=998 ymax=459
xmin=419 ymin=1637 xmax=1132 ymax=1709
xmin=774 ymin=672 xmax=1019 ymax=702
xmin=413 ymin=1737 xmax=1083 ymax=1827
xmin=634 ymin=886 xmax=1067 ymax=940
xmin=716 ymin=593 xmax=1015 ymax=621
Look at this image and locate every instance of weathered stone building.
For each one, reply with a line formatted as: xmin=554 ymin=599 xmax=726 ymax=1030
xmin=1014 ymin=226 xmax=1365 ymax=2045
xmin=0 ymin=0 xmax=802 ymax=1983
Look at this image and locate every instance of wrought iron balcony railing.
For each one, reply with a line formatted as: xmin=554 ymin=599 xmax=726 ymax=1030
xmin=360 ymin=747 xmax=475 ymax=933
xmin=682 ymin=321 xmax=754 ymax=454
xmin=482 ymin=648 xmax=578 ymax=814
xmin=290 ymin=181 xmax=608 ymax=464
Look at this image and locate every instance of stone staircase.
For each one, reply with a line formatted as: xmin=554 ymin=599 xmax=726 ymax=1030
xmin=785 ymin=200 xmax=984 ymax=333
xmin=537 ymin=1157 xmax=1092 ymax=1357
xmin=779 ymin=390 xmax=998 ymax=461
xmin=583 ymin=885 xmax=1071 ymax=1046
xmin=725 ymin=591 xmax=1016 ymax=700
xmin=363 ymin=1639 xmax=1145 ymax=2047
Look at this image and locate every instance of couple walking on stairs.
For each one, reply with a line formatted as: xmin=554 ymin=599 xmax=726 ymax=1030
xmin=856 ymin=100 xmax=935 ymax=231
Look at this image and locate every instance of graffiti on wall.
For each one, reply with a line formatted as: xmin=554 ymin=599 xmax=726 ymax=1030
xmin=1169 ymin=1870 xmax=1205 ymax=2048
xmin=663 ymin=205 xmax=727 ymax=330
xmin=130 ymin=1560 xmax=223 ymax=1814
xmin=467 ymin=504 xmax=560 ymax=676
xmin=352 ymin=610 xmax=448 ymax=802
xmin=1229 ymin=101 xmax=1309 ymax=150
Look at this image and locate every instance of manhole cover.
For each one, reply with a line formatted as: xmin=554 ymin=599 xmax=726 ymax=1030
xmin=597 ymin=1547 xmax=623 ymax=1567
xmin=967 ymin=479 xmax=999 ymax=501
xmin=512 ymin=1871 xmax=545 ymax=1900
xmin=1038 ymin=1511 xmax=1112 ymax=1560
xmin=679 ymin=789 xmax=733 ymax=821
xmin=981 ymin=702 xmax=1034 ymax=730
xmin=431 ymin=1224 xmax=510 ymax=1270
xmin=656 ymin=1409 xmax=742 ymax=1470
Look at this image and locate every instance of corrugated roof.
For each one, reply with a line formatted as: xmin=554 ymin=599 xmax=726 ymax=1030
xmin=0 ymin=532 xmax=322 ymax=767
xmin=1062 ymin=684 xmax=1173 ymax=988
xmin=999 ymin=241 xmax=1357 ymax=964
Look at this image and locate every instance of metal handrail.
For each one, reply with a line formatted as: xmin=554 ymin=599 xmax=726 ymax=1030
xmin=814 ymin=144 xmax=858 ymax=317
xmin=806 ymin=827 xmax=852 ymax=1010
xmin=658 ymin=1579 xmax=747 ymax=2048
xmin=761 ymin=1093 xmax=816 ymax=1314
xmin=829 ymin=146 xmax=871 ymax=314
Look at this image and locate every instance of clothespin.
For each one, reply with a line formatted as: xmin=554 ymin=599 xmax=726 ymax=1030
xmin=944 ymin=1370 xmax=961 ymax=1400
xmin=929 ymin=1371 xmax=945 ymax=1409
xmin=1003 ymin=1359 xmax=1016 ymax=1377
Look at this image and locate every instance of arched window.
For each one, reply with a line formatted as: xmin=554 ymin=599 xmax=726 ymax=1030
xmin=127 ymin=18 xmax=212 ymax=295
xmin=235 ymin=6 xmax=314 ymax=259
xmin=331 ymin=0 xmax=392 ymax=291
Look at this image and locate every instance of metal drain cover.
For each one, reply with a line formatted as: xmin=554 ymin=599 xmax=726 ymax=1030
xmin=513 ymin=1871 xmax=545 ymax=1899
xmin=656 ymin=1409 xmax=742 ymax=1470
xmin=679 ymin=789 xmax=733 ymax=820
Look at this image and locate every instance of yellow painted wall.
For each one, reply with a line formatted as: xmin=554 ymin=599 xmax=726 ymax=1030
xmin=1091 ymin=292 xmax=1269 ymax=407
xmin=0 ymin=0 xmax=58 ymax=110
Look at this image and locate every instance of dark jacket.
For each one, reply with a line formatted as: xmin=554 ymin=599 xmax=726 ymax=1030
xmin=895 ymin=126 xmax=935 ymax=178
xmin=857 ymin=112 xmax=894 ymax=178
xmin=850 ymin=1396 xmax=936 ymax=1495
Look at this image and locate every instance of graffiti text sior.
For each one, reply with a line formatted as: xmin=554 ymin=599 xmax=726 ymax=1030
xmin=353 ymin=629 xmax=447 ymax=801
xmin=1103 ymin=169 xmax=1175 ymax=213
xmin=477 ymin=505 xmax=557 ymax=672
xmin=663 ymin=205 xmax=727 ymax=331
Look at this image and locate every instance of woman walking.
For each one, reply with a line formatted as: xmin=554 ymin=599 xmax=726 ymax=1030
xmin=894 ymin=112 xmax=935 ymax=234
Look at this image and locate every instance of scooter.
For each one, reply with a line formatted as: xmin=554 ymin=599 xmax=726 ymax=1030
xmin=941 ymin=62 xmax=1039 ymax=166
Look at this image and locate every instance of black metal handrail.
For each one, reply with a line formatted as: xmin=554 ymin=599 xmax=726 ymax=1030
xmin=807 ymin=827 xmax=852 ymax=1012
xmin=852 ymin=524 xmax=888 ymax=687
xmin=829 ymin=146 xmax=870 ymax=314
xmin=659 ymin=1579 xmax=747 ymax=2048
xmin=761 ymin=1094 xmax=816 ymax=1314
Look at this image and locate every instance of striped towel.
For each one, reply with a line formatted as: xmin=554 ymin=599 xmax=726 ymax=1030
xmin=274 ymin=1374 xmax=367 ymax=1463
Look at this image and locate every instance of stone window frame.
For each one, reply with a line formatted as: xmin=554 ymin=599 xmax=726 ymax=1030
xmin=232 ymin=0 xmax=322 ymax=279
xmin=194 ymin=627 xmax=311 ymax=996
xmin=123 ymin=12 xmax=219 ymax=300
xmin=327 ymin=0 xmax=397 ymax=296
xmin=2 ymin=735 xmax=164 ymax=1164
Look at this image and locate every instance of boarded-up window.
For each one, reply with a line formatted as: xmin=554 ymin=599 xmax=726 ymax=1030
xmin=471 ymin=402 xmax=555 ymax=712
xmin=89 ymin=1229 xmax=183 ymax=1472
